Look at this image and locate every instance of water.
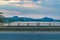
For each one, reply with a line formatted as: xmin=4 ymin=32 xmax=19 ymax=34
xmin=0 ymin=31 xmax=60 ymax=40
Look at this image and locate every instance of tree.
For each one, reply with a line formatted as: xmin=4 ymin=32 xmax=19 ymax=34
xmin=0 ymin=12 xmax=5 ymax=26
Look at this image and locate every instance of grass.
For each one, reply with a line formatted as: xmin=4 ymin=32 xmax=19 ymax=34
xmin=0 ymin=26 xmax=60 ymax=31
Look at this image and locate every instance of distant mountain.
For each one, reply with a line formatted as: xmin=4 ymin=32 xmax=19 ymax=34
xmin=40 ymin=17 xmax=60 ymax=22
xmin=4 ymin=16 xmax=60 ymax=22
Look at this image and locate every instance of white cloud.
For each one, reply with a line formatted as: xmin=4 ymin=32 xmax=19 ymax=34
xmin=0 ymin=10 xmax=20 ymax=17
xmin=0 ymin=0 xmax=20 ymax=5
xmin=0 ymin=0 xmax=42 ymax=8
xmin=10 ymin=3 xmax=39 ymax=8
xmin=9 ymin=2 xmax=40 ymax=8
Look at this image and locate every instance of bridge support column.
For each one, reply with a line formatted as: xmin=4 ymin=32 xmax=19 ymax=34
xmin=49 ymin=22 xmax=51 ymax=27
xmin=37 ymin=22 xmax=40 ymax=26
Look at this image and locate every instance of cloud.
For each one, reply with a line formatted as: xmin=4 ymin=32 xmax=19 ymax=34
xmin=0 ymin=0 xmax=20 ymax=5
xmin=0 ymin=0 xmax=20 ymax=1
xmin=0 ymin=0 xmax=42 ymax=8
xmin=8 ymin=1 xmax=42 ymax=8
xmin=0 ymin=0 xmax=60 ymax=19
xmin=0 ymin=1 xmax=9 ymax=5
xmin=0 ymin=10 xmax=20 ymax=17
xmin=10 ymin=3 xmax=38 ymax=8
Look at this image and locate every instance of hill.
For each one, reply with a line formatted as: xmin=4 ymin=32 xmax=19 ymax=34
xmin=4 ymin=16 xmax=60 ymax=22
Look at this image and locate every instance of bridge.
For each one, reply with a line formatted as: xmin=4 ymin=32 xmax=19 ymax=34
xmin=3 ymin=22 xmax=60 ymax=27
xmin=0 ymin=22 xmax=59 ymax=31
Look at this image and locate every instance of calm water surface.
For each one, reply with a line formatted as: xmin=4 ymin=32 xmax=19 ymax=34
xmin=0 ymin=31 xmax=60 ymax=40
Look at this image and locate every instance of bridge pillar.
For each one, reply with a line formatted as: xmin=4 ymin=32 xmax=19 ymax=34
xmin=37 ymin=22 xmax=40 ymax=26
xmin=27 ymin=22 xmax=29 ymax=26
xmin=49 ymin=22 xmax=51 ymax=27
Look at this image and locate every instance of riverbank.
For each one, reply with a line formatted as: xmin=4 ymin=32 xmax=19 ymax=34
xmin=0 ymin=27 xmax=60 ymax=31
xmin=0 ymin=31 xmax=60 ymax=34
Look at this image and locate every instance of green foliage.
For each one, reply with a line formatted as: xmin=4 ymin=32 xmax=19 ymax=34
xmin=0 ymin=15 xmax=5 ymax=23
xmin=0 ymin=12 xmax=4 ymax=23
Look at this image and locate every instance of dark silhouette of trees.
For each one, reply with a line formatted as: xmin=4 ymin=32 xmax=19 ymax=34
xmin=0 ymin=12 xmax=5 ymax=26
xmin=0 ymin=12 xmax=4 ymax=23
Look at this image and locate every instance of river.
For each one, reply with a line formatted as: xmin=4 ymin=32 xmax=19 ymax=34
xmin=0 ymin=31 xmax=60 ymax=40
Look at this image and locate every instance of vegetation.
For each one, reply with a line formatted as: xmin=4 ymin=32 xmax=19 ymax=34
xmin=0 ymin=12 xmax=5 ymax=26
xmin=0 ymin=27 xmax=60 ymax=31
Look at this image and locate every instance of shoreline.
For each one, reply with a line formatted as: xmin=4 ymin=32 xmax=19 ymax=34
xmin=0 ymin=27 xmax=60 ymax=31
xmin=0 ymin=31 xmax=60 ymax=34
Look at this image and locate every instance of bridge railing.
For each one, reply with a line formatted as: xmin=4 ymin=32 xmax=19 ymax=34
xmin=3 ymin=22 xmax=60 ymax=27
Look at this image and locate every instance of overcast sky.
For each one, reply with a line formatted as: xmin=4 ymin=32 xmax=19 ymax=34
xmin=0 ymin=0 xmax=60 ymax=19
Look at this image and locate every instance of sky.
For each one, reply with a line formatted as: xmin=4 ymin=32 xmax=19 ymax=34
xmin=0 ymin=0 xmax=60 ymax=19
